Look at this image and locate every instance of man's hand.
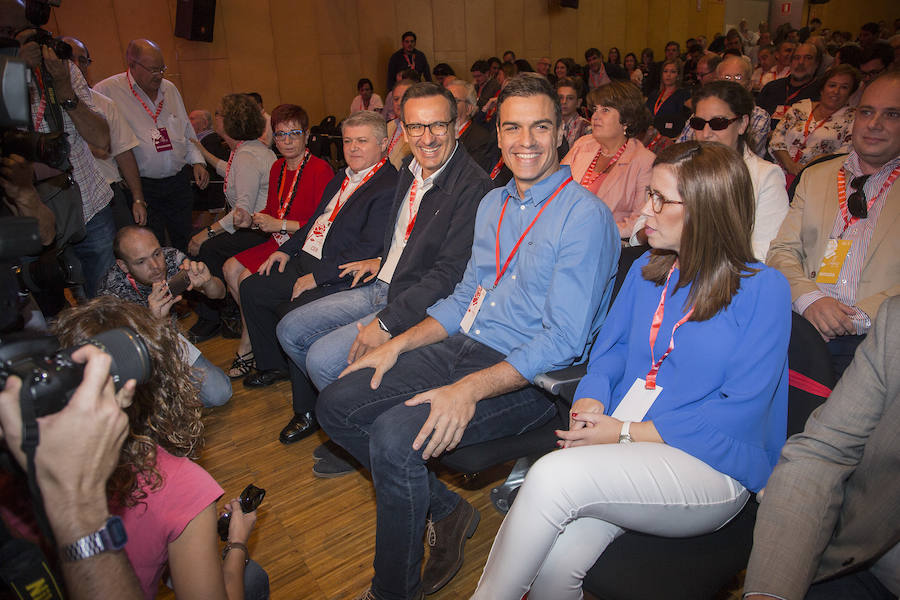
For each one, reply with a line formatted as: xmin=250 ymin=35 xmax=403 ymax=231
xmin=258 ymin=251 xmax=289 ymax=275
xmin=338 ymin=257 xmax=381 ymax=288
xmin=181 ymin=258 xmax=212 ymax=292
xmin=405 ymin=384 xmax=477 ymax=459
xmin=251 ymin=212 xmax=281 ymax=233
xmin=556 ymin=412 xmax=622 ymax=448
xmin=803 ymin=296 xmax=856 ymax=340
xmin=0 ymin=154 xmax=34 ymax=197
xmin=232 ymin=207 xmax=252 ymax=228
xmin=188 ymin=230 xmax=207 ymax=256
xmin=192 ymin=163 xmax=209 ymax=189
xmin=148 ymin=280 xmax=178 ymax=318
xmin=568 ymin=397 xmax=605 ymax=434
xmin=347 ymin=319 xmax=391 ymax=364
xmin=339 ymin=339 xmax=401 ymax=389
xmin=42 ymin=46 xmax=74 ymax=98
xmin=290 ymin=273 xmax=316 ymax=300
xmin=131 ymin=200 xmax=148 ymax=226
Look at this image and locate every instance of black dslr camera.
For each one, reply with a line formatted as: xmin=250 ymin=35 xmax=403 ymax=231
xmin=21 ymin=0 xmax=72 ymax=60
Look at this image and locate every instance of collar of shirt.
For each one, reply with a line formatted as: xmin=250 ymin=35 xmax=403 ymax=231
xmin=345 ymin=161 xmax=377 ymax=183
xmin=407 ymin=141 xmax=459 ymax=187
xmin=843 ymin=151 xmax=900 ymax=180
xmin=127 ymin=69 xmax=165 ymax=109
xmin=502 ymin=164 xmax=571 ymax=208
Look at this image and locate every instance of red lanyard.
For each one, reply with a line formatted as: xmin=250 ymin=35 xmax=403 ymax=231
xmin=222 ymin=141 xmax=244 ymax=194
xmin=387 ymin=121 xmax=403 ymax=155
xmin=126 ymin=274 xmax=145 ymax=298
xmin=404 ymin=179 xmax=420 ymax=241
xmin=32 ymin=68 xmax=48 ymax=130
xmin=646 ymin=262 xmax=694 ymax=390
xmin=404 ymin=53 xmax=416 ymax=69
xmin=127 ymin=70 xmax=164 ymax=125
xmin=836 ymin=165 xmax=900 ymax=232
xmin=329 ymin=156 xmax=387 ymax=222
xmin=791 ymin=108 xmax=831 ymax=161
xmin=580 ymin=141 xmax=627 ymax=188
xmin=457 ymin=120 xmax=471 ymax=138
xmin=274 ymin=150 xmax=310 ymax=220
xmin=493 ymin=177 xmax=572 ymax=287
xmin=784 ymin=80 xmax=813 ymax=105
xmin=485 ymin=89 xmax=502 ymax=121
xmin=490 ymin=158 xmax=504 ymax=180
xmin=653 ymin=89 xmax=673 ymax=116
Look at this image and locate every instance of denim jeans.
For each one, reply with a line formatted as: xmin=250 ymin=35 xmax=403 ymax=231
xmin=317 ymin=334 xmax=557 ymax=600
xmin=72 ymin=203 xmax=117 ymax=298
xmin=276 ymin=280 xmax=389 ymax=413
xmin=192 ymin=353 xmax=233 ymax=407
xmin=243 ymin=559 xmax=270 ymax=600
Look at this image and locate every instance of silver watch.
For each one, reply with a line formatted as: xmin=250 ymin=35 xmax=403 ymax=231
xmin=61 ymin=515 xmax=128 ymax=562
xmin=618 ymin=421 xmax=634 ymax=444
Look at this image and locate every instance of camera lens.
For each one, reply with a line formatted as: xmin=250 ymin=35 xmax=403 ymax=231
xmin=87 ymin=328 xmax=152 ymax=389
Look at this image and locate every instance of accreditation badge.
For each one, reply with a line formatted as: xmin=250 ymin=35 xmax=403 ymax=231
xmin=460 ymin=285 xmax=487 ymax=334
xmin=815 ymin=239 xmax=852 ymax=284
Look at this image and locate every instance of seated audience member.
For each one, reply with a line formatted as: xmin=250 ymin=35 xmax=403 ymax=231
xmin=189 ymin=108 xmax=230 ymax=217
xmin=350 ymin=78 xmax=384 ymax=113
xmin=760 ymin=40 xmax=796 ymax=89
xmin=757 ymin=42 xmax=822 ymax=127
xmin=432 ymin=63 xmax=456 ymax=87
xmin=471 ymin=60 xmax=501 ymax=108
xmin=502 ymin=50 xmax=516 ymax=64
xmin=859 ymin=43 xmax=895 ymax=90
xmin=447 ymin=79 xmax=496 ymax=174
xmin=488 ymin=56 xmax=502 ymax=79
xmin=216 ymin=104 xmax=333 ymax=378
xmin=623 ymin=52 xmax=644 ymax=87
xmin=770 ymin=64 xmax=858 ymax=185
xmin=584 ymin=48 xmax=617 ymax=90
xmin=562 ymin=80 xmax=654 ymax=238
xmin=752 ymin=44 xmax=777 ymax=92
xmin=275 ymin=82 xmax=492 ymax=449
xmin=514 ymin=59 xmax=534 ymax=74
xmin=0 ymin=345 xmax=144 ymax=600
xmin=557 ymin=77 xmax=592 ymax=148
xmin=607 ymin=46 xmax=622 ymax=67
xmin=646 ymin=59 xmax=691 ymax=141
xmin=317 ymin=74 xmax=620 ymax=600
xmin=766 ymin=72 xmax=900 ymax=376
xmin=98 ymin=226 xmax=232 ymax=408
xmin=554 ymin=57 xmax=579 ymax=82
xmin=245 ymin=92 xmax=272 ymax=147
xmin=640 ymin=48 xmax=657 ymax=96
xmin=473 ymin=141 xmax=791 ymax=599
xmin=385 ymin=80 xmax=415 ymax=169
xmin=744 ymin=296 xmax=900 ymax=600
xmin=53 ymin=297 xmax=268 ymax=600
xmin=677 ymin=55 xmax=771 ymax=157
xmin=237 ymin=111 xmax=397 ymax=388
xmin=387 ymin=31 xmax=431 ymax=91
xmin=535 ymin=57 xmax=553 ymax=81
xmin=691 ymin=53 xmax=722 ymax=90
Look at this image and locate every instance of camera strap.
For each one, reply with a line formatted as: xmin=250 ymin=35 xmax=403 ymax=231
xmin=0 ymin=518 xmax=65 ymax=600
xmin=18 ymin=397 xmax=57 ymax=550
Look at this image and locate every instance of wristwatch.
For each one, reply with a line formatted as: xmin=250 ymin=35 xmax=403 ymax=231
xmin=279 ymin=219 xmax=287 ymax=235
xmin=60 ymin=96 xmax=79 ymax=111
xmin=207 ymin=226 xmax=216 ymax=238
xmin=60 ymin=515 xmax=128 ymax=562
xmin=377 ymin=318 xmax=391 ymax=336
xmin=618 ymin=421 xmax=634 ymax=444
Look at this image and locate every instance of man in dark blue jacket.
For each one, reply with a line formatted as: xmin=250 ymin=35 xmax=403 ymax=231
xmin=275 ymin=83 xmax=491 ymax=447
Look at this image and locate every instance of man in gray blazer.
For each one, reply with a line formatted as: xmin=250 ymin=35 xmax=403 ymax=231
xmin=743 ymin=295 xmax=900 ymax=600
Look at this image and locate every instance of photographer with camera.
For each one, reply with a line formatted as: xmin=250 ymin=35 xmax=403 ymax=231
xmin=1 ymin=153 xmax=55 ymax=245
xmin=97 ymin=226 xmax=232 ymax=408
xmin=0 ymin=343 xmax=143 ymax=600
xmin=54 ymin=297 xmax=267 ymax=600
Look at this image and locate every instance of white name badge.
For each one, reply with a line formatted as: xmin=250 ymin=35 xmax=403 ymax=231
xmin=272 ymin=232 xmax=290 ymax=246
xmin=460 ymin=285 xmax=487 ymax=334
xmin=610 ymin=378 xmax=662 ymax=422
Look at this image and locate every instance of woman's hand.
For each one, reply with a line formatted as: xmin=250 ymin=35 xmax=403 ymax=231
xmin=225 ymin=498 xmax=257 ymax=545
xmin=557 ymin=413 xmax=622 ymax=448
xmin=568 ymin=397 xmax=604 ymax=432
xmin=232 ymin=207 xmax=252 ymax=228
xmin=251 ymin=212 xmax=281 ymax=233
xmin=338 ymin=258 xmax=381 ymax=288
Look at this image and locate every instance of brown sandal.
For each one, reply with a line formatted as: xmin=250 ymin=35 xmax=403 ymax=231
xmin=227 ymin=350 xmax=255 ymax=379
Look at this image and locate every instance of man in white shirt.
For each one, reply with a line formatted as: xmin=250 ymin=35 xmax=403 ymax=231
xmin=94 ymin=39 xmax=209 ymax=252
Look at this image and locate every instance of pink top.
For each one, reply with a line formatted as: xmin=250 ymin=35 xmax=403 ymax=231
xmin=114 ymin=446 xmax=224 ymax=600
xmin=562 ymin=136 xmax=655 ymax=238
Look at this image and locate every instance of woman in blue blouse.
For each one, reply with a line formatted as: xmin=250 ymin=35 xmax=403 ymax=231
xmin=472 ymin=142 xmax=791 ymax=600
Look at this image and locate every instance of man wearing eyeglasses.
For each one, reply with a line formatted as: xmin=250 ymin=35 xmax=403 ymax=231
xmin=767 ymin=71 xmax=900 ymax=376
xmin=446 ymin=79 xmax=495 ymax=175
xmin=95 ymin=39 xmax=209 ymax=253
xmin=757 ymin=42 xmax=822 ymax=128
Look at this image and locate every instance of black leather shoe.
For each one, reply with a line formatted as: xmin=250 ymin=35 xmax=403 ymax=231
xmin=187 ymin=317 xmax=220 ymax=343
xmin=278 ymin=412 xmax=319 ymax=444
xmin=243 ymin=369 xmax=289 ymax=388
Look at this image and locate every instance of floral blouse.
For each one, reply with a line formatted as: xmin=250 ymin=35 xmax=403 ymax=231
xmin=769 ymin=99 xmax=854 ymax=169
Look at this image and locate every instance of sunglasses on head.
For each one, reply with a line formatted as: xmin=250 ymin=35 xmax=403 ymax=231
xmin=688 ymin=115 xmax=741 ymax=131
xmin=848 ymin=175 xmax=871 ymax=219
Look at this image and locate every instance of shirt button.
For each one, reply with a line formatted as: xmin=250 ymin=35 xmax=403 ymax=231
xmin=474 ymin=329 xmax=480 ymax=335
xmin=841 ymin=279 xmax=847 ymax=284
xmin=511 ymin=275 xmax=516 ymax=280
xmin=490 ymin=301 xmax=496 ymax=307
xmin=520 ymin=205 xmax=525 ymax=210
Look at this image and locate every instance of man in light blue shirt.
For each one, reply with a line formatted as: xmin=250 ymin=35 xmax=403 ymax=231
xmin=317 ymin=74 xmax=619 ymax=600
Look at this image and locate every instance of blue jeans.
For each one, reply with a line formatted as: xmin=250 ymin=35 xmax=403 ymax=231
xmin=317 ymin=334 xmax=557 ymax=600
xmin=192 ymin=353 xmax=233 ymax=407
xmin=72 ymin=203 xmax=117 ymax=298
xmin=276 ymin=280 xmax=389 ymax=413
xmin=243 ymin=559 xmax=270 ymax=600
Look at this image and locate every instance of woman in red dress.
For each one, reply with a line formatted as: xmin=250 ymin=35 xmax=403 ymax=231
xmin=222 ymin=104 xmax=333 ymax=378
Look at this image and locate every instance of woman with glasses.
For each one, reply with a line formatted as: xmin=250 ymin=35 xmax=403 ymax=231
xmin=472 ymin=142 xmax=791 ymax=599
xmin=769 ymin=64 xmax=859 ymax=186
xmin=562 ymin=80 xmax=654 ymax=238
xmin=218 ymin=103 xmax=333 ymax=378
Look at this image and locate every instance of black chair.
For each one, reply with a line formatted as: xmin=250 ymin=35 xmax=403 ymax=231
xmin=438 ymin=245 xmax=649 ymax=513
xmin=787 ymin=153 xmax=844 ymax=204
xmin=578 ymin=311 xmax=836 ymax=600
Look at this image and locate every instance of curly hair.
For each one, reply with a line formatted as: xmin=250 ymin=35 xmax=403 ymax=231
xmin=53 ymin=296 xmax=204 ymax=507
xmin=221 ymin=93 xmax=266 ymax=140
xmin=586 ymin=80 xmax=651 ymax=138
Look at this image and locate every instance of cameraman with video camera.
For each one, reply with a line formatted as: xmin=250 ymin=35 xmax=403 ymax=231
xmin=1 ymin=153 xmax=55 ymax=245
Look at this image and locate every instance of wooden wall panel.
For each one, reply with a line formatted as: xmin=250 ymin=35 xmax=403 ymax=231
xmin=433 ymin=51 xmax=470 ymax=80
xmin=315 ymin=0 xmax=360 ymax=55
xmin=320 ymin=53 xmax=364 ymax=119
xmin=110 ymin=0 xmax=177 ymax=67
xmin=522 ymin=0 xmax=552 ymax=60
xmin=178 ymin=58 xmax=233 ymax=115
xmin=219 ymin=0 xmax=280 ymax=108
xmin=393 ymin=0 xmax=434 ymax=63
xmin=549 ymin=4 xmax=578 ymax=62
xmin=357 ymin=1 xmax=399 ymax=92
xmin=812 ymin=0 xmax=898 ymax=35
xmin=495 ymin=0 xmax=525 ymax=60
xmin=464 ymin=0 xmax=496 ymax=67
xmin=574 ymin=0 xmax=601 ymax=58
xmin=270 ymin=0 xmax=324 ymax=118
xmin=432 ymin=0 xmax=467 ymax=53
xmin=625 ymin=0 xmax=650 ymax=59
xmin=602 ymin=0 xmax=628 ymax=52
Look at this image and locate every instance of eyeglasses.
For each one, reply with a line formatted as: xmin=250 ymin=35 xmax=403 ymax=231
xmin=646 ymin=186 xmax=685 ymax=213
xmin=273 ymin=129 xmax=305 ymax=141
xmin=402 ymin=120 xmax=451 ymax=137
xmin=134 ymin=62 xmax=167 ymax=76
xmin=720 ymin=73 xmax=745 ymax=81
xmin=77 ymin=56 xmax=93 ymax=66
xmin=861 ymin=66 xmax=885 ymax=80
xmin=847 ymin=174 xmax=871 ymax=219
xmin=688 ymin=115 xmax=742 ymax=131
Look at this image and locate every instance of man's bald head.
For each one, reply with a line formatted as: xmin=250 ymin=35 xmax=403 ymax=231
xmin=60 ymin=36 xmax=91 ymax=81
xmin=126 ymin=39 xmax=163 ymax=64
xmin=717 ymin=55 xmax=753 ymax=90
xmin=126 ymin=39 xmax=166 ymax=97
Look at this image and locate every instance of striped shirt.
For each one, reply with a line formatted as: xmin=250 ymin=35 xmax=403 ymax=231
xmin=793 ymin=152 xmax=900 ymax=334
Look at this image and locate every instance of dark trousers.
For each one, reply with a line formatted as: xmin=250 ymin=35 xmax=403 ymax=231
xmin=317 ymin=334 xmax=557 ymax=600
xmin=140 ymin=167 xmax=193 ymax=252
xmin=194 ymin=229 xmax=268 ymax=323
xmin=109 ymin=181 xmax=136 ymax=230
xmin=240 ymin=253 xmax=350 ymax=372
xmin=806 ymin=569 xmax=896 ymax=600
xmin=827 ymin=334 xmax=866 ymax=379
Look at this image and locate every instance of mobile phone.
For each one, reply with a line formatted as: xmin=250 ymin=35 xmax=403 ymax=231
xmin=166 ymin=270 xmax=191 ymax=297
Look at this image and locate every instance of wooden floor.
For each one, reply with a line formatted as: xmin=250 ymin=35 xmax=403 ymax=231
xmin=158 ymin=312 xmax=744 ymax=600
